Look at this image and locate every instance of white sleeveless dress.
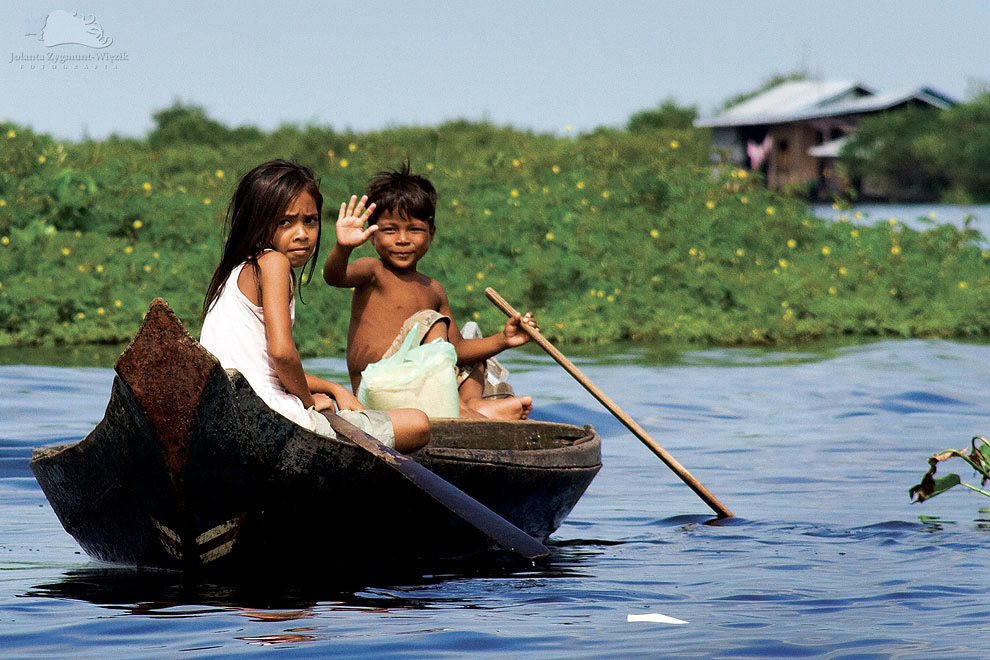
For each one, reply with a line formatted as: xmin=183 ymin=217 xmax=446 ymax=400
xmin=200 ymin=261 xmax=315 ymax=429
xmin=200 ymin=260 xmax=396 ymax=446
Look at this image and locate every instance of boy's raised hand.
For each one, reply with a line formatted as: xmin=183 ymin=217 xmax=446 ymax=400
xmin=503 ymin=312 xmax=539 ymax=347
xmin=336 ymin=195 xmax=378 ymax=247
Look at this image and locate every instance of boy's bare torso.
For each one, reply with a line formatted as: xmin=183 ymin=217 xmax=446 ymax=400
xmin=345 ymin=259 xmax=447 ymax=388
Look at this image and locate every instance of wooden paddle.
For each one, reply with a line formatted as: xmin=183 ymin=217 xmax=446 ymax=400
xmin=485 ymin=288 xmax=734 ymax=519
xmin=323 ymin=412 xmax=550 ymax=560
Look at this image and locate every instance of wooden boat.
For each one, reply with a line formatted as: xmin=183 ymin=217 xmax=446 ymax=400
xmin=30 ymin=299 xmax=601 ymax=570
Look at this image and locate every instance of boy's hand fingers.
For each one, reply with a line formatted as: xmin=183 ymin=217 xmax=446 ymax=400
xmin=338 ymin=202 xmax=347 ymax=221
xmin=363 ymin=224 xmax=379 ymax=239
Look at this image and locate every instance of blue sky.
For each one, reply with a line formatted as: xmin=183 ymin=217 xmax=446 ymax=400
xmin=3 ymin=0 xmax=988 ymax=140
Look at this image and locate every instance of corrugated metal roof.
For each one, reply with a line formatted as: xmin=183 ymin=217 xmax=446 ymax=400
xmin=695 ymin=80 xmax=955 ymax=128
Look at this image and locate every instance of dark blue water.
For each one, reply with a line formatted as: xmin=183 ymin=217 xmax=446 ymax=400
xmin=2 ymin=339 xmax=989 ymax=658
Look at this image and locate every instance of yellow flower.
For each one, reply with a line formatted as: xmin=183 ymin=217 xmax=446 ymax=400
xmin=982 ymin=250 xmax=990 ymax=259
xmin=426 ymin=163 xmax=434 ymax=171
xmin=483 ymin=209 xmax=491 ymax=216
xmin=650 ymin=229 xmax=659 ymax=239
xmin=958 ymin=281 xmax=967 ymax=289
xmin=96 ymin=264 xmax=103 ymax=272
xmin=142 ymin=182 xmax=151 ymax=191
xmin=466 ymin=284 xmax=474 ymax=291
xmin=778 ymin=259 xmax=788 ymax=268
xmin=740 ymin=196 xmax=749 ymax=204
xmin=766 ymin=206 xmax=775 ymax=215
xmin=850 ymin=230 xmax=859 ymax=238
xmin=512 ymin=159 xmax=521 ymax=167
xmin=132 ymin=220 xmax=142 ymax=229
xmin=688 ymin=247 xmax=697 ymax=256
xmin=339 ymin=159 xmax=349 ymax=168
xmin=839 ymin=266 xmax=848 ymax=275
xmin=552 ymin=165 xmax=560 ymax=174
xmin=576 ymin=181 xmax=585 ymax=189
xmin=510 ymin=189 xmax=519 ymax=198
xmin=705 ymin=200 xmax=715 ymax=209
xmin=215 ymin=169 xmax=224 ymax=179
xmin=542 ymin=186 xmax=549 ymax=194
xmin=607 ymin=295 xmax=615 ymax=302
xmin=601 ymin=190 xmax=610 ymax=199
xmin=76 ymin=312 xmax=85 ymax=320
xmin=0 ymin=199 xmax=6 ymax=206
xmin=736 ymin=248 xmax=744 ymax=256
xmin=737 ymin=169 xmax=748 ymax=179
xmin=77 ymin=264 xmax=86 ymax=272
xmin=451 ymin=199 xmax=459 ymax=207
xmin=854 ymin=211 xmax=863 ymax=219
xmin=669 ymin=140 xmax=679 ymax=149
xmin=787 ymin=239 xmax=796 ymax=248
xmin=780 ymin=301 xmax=789 ymax=308
xmin=38 ymin=155 xmax=46 ymax=164
xmin=565 ymin=124 xmax=573 ymax=132
xmin=473 ymin=312 xmax=481 ymax=319
xmin=821 ymin=246 xmax=831 ymax=255
xmin=177 ymin=185 xmax=187 ymax=193
xmin=144 ymin=265 xmax=152 ymax=272
xmin=476 ymin=272 xmax=484 ymax=280
xmin=124 ymin=246 xmax=133 ymax=254
xmin=153 ymin=252 xmax=160 ymax=259
xmin=6 ymin=130 xmax=15 ymax=138
xmin=545 ymin=232 xmax=554 ymax=241
xmin=597 ymin=290 xmax=604 ymax=297
xmin=114 ymin=299 xmax=122 ymax=308
xmin=61 ymin=247 xmax=71 ymax=255
xmin=203 ymin=198 xmax=211 ymax=205
xmin=1 ymin=236 xmax=8 ymax=246
xmin=348 ymin=143 xmax=357 ymax=152
xmin=891 ymin=245 xmax=901 ymax=255
xmin=929 ymin=211 xmax=937 ymax=220
xmin=97 ymin=307 xmax=105 ymax=315
xmin=888 ymin=218 xmax=897 ymax=225
xmin=828 ymin=287 xmax=837 ymax=295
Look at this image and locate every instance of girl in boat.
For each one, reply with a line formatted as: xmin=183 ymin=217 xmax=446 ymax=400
xmin=200 ymin=159 xmax=430 ymax=453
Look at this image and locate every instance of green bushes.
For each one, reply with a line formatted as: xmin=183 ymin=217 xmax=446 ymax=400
xmin=1 ymin=108 xmax=989 ymax=354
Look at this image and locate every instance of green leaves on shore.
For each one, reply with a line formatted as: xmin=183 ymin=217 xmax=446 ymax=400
xmin=1 ymin=109 xmax=989 ymax=354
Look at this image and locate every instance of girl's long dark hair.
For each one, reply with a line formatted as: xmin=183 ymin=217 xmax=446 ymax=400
xmin=202 ymin=159 xmax=323 ymax=319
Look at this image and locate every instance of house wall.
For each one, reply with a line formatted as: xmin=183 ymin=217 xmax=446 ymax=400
xmin=766 ymin=123 xmax=820 ymax=191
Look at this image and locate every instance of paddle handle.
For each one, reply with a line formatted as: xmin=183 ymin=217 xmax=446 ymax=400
xmin=485 ymin=288 xmax=733 ymax=519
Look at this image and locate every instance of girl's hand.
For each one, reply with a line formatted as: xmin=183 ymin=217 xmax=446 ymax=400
xmin=312 ymin=393 xmax=335 ymax=412
xmin=503 ymin=312 xmax=538 ymax=347
xmin=336 ymin=195 xmax=377 ymax=247
xmin=332 ymin=389 xmax=365 ymax=411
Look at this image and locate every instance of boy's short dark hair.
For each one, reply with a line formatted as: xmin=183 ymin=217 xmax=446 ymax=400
xmin=365 ymin=161 xmax=437 ymax=228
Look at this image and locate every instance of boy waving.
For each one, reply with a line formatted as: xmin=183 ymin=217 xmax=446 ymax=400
xmin=323 ymin=164 xmax=536 ymax=420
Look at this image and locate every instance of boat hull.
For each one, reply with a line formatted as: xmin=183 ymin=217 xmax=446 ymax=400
xmin=30 ymin=299 xmax=601 ymax=570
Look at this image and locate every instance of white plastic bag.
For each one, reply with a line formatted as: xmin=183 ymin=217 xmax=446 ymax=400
xmin=357 ymin=323 xmax=460 ymax=418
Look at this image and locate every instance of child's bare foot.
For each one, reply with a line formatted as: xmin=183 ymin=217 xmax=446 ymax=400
xmin=467 ymin=396 xmax=533 ymax=421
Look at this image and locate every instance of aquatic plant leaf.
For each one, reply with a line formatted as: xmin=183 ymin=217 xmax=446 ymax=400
xmin=910 ymin=472 xmax=961 ymax=502
xmin=911 ymin=436 xmax=990 ymax=503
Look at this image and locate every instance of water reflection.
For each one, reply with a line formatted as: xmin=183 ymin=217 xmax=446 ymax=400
xmin=26 ymin=544 xmax=600 ymax=615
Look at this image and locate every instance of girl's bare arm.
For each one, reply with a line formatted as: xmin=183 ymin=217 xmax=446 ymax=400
xmin=257 ymin=251 xmax=323 ymax=409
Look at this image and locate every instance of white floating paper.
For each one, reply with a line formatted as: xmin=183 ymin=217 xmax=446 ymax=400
xmin=627 ymin=612 xmax=688 ymax=625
